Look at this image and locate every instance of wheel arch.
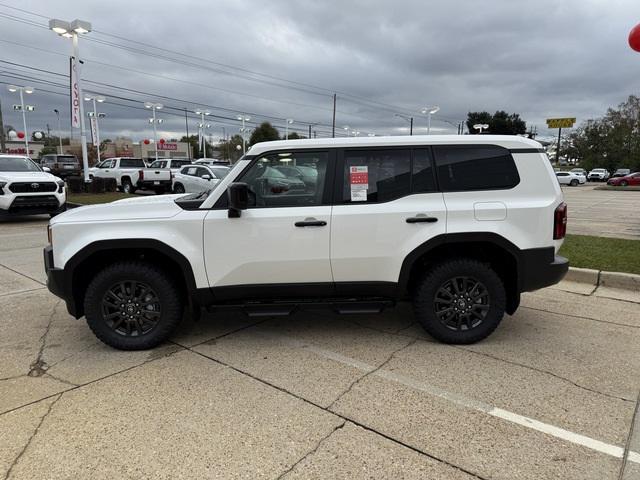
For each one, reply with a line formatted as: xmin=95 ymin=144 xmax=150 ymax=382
xmin=64 ymin=239 xmax=206 ymax=318
xmin=398 ymin=233 xmax=522 ymax=314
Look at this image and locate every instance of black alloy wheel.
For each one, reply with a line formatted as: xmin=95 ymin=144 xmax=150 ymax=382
xmin=433 ymin=276 xmax=490 ymax=331
xmin=101 ymin=280 xmax=161 ymax=337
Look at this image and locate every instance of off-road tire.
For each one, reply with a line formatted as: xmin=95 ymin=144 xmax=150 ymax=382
xmin=412 ymin=258 xmax=506 ymax=344
xmin=84 ymin=261 xmax=183 ymax=350
xmin=121 ymin=178 xmax=134 ymax=194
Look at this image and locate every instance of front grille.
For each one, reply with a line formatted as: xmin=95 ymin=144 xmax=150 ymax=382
xmin=9 ymin=195 xmax=60 ymax=213
xmin=9 ymin=182 xmax=58 ymax=193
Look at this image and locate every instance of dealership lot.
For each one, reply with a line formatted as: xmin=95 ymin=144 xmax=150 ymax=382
xmin=562 ymin=184 xmax=640 ymax=239
xmin=0 ymin=211 xmax=639 ymax=479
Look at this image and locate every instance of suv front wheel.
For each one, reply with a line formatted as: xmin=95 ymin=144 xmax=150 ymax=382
xmin=84 ymin=261 xmax=183 ymax=350
xmin=413 ymin=259 xmax=506 ymax=344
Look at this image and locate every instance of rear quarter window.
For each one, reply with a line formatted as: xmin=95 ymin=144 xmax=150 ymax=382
xmin=433 ymin=145 xmax=520 ymax=191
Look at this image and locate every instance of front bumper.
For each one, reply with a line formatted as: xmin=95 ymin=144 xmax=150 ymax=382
xmin=519 ymin=248 xmax=569 ymax=292
xmin=44 ymin=245 xmax=77 ymax=317
xmin=0 ymin=194 xmax=65 ymax=216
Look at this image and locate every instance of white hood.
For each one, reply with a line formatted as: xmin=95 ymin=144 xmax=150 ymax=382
xmin=51 ymin=194 xmax=188 ymax=224
xmin=0 ymin=171 xmax=61 ymax=183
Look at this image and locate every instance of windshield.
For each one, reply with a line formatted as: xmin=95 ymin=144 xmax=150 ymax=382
xmin=0 ymin=156 xmax=42 ymax=172
xmin=211 ymin=167 xmax=230 ymax=178
xmin=57 ymin=155 xmax=77 ymax=164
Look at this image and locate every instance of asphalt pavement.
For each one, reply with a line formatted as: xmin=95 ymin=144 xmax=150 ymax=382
xmin=0 ymin=213 xmax=638 ymax=479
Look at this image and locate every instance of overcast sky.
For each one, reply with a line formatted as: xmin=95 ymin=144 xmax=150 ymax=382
xmin=1 ymin=0 xmax=639 ymax=143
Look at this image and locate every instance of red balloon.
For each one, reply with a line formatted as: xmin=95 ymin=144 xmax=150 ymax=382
xmin=143 ymin=139 xmax=150 ymax=145
xmin=630 ymin=23 xmax=640 ymax=52
xmin=17 ymin=131 xmax=25 ymax=139
xmin=159 ymin=138 xmax=165 ymax=144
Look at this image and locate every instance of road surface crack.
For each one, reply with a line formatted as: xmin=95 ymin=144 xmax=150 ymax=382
xmin=276 ymin=421 xmax=346 ymax=479
xmin=3 ymin=394 xmax=62 ymax=480
xmin=27 ymin=300 xmax=60 ymax=378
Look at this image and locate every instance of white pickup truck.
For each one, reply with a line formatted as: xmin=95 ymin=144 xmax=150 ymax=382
xmin=90 ymin=157 xmax=147 ymax=194
xmin=137 ymin=158 xmax=192 ymax=194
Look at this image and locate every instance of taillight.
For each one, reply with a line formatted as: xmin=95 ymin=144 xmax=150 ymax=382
xmin=138 ymin=169 xmax=144 ymax=181
xmin=553 ymin=202 xmax=567 ymax=239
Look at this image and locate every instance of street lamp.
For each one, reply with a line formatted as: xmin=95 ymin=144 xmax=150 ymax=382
xmin=144 ymin=102 xmax=163 ymax=162
xmin=198 ymin=123 xmax=212 ymax=157
xmin=285 ymin=118 xmax=294 ymax=140
xmin=7 ymin=85 xmax=35 ymax=155
xmin=53 ymin=109 xmax=63 ymax=153
xmin=421 ymin=106 xmax=440 ymax=135
xmin=195 ymin=109 xmax=211 ymax=153
xmin=473 ymin=123 xmax=489 ymax=134
xmin=85 ymin=94 xmax=105 ymax=165
xmin=49 ymin=18 xmax=92 ymax=182
xmin=237 ymin=114 xmax=251 ymax=154
xmin=343 ymin=125 xmax=350 ymax=137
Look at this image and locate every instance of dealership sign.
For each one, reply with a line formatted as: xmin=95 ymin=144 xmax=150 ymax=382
xmin=546 ymin=117 xmax=576 ymax=129
xmin=158 ymin=143 xmax=178 ymax=151
xmin=69 ymin=57 xmax=80 ymax=128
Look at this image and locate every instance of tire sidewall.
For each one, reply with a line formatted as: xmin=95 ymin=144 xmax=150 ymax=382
xmin=413 ymin=260 xmax=506 ymax=344
xmin=84 ymin=262 xmax=182 ymax=350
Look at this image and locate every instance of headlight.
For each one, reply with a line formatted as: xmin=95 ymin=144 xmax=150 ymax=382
xmin=56 ymin=180 xmax=65 ymax=193
xmin=0 ymin=181 xmax=6 ymax=195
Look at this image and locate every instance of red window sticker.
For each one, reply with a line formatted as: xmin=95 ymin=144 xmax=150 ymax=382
xmin=350 ymin=166 xmax=368 ymax=185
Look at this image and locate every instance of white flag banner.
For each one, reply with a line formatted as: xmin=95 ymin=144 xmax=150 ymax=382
xmin=89 ymin=117 xmax=98 ymax=145
xmin=70 ymin=56 xmax=80 ymax=129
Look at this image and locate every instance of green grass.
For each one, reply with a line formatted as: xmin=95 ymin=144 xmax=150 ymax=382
xmin=68 ymin=192 xmax=136 ymax=205
xmin=559 ymin=234 xmax=640 ymax=274
xmin=594 ymin=185 xmax=640 ymax=191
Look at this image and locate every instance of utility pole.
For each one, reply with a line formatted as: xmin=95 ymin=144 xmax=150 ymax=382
xmin=0 ymin=97 xmax=5 ymax=152
xmin=410 ymin=117 xmax=413 ymax=136
xmin=308 ymin=124 xmax=312 ymax=138
xmin=184 ymin=107 xmax=191 ymax=160
xmin=332 ymin=93 xmax=336 ymax=138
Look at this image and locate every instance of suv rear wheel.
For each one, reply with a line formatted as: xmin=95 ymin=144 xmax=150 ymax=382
xmin=412 ymin=259 xmax=506 ymax=344
xmin=84 ymin=261 xmax=183 ymax=350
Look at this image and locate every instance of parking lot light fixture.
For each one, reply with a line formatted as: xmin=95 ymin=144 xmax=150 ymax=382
xmin=50 ymin=17 xmax=92 ymax=182
xmin=421 ymin=106 xmax=440 ymax=134
xmin=85 ymin=94 xmax=106 ymax=165
xmin=237 ymin=114 xmax=251 ymax=154
xmin=144 ymin=102 xmax=164 ymax=161
xmin=7 ymin=85 xmax=35 ymax=154
xmin=196 ymin=109 xmax=211 ymax=153
xmin=285 ymin=118 xmax=294 ymax=140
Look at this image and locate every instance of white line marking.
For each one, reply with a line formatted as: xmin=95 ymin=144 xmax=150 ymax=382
xmin=270 ymin=332 xmax=640 ymax=464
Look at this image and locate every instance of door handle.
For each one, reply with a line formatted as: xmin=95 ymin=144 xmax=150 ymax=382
xmin=406 ymin=215 xmax=438 ymax=223
xmin=295 ymin=218 xmax=327 ymax=227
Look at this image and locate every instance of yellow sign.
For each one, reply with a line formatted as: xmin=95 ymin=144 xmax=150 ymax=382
xmin=546 ymin=117 xmax=576 ymax=129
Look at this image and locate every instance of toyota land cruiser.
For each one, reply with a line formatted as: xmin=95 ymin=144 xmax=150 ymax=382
xmin=44 ymin=136 xmax=568 ymax=350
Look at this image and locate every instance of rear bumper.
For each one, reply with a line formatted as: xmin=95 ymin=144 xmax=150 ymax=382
xmin=519 ymin=248 xmax=569 ymax=292
xmin=137 ymin=180 xmax=172 ymax=189
xmin=44 ymin=245 xmax=78 ymax=317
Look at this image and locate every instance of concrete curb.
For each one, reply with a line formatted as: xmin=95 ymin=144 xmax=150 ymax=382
xmin=565 ymin=266 xmax=640 ymax=292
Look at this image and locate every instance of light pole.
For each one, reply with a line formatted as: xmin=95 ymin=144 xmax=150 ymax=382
xmin=285 ymin=118 xmax=294 ymax=140
xmin=144 ymin=102 xmax=163 ymax=162
xmin=195 ymin=109 xmax=210 ymax=154
xmin=49 ymin=18 xmax=92 ymax=182
xmin=343 ymin=125 xmax=350 ymax=137
xmin=85 ymin=94 xmax=105 ymax=165
xmin=7 ymin=85 xmax=34 ymax=155
xmin=53 ymin=109 xmax=63 ymax=152
xmin=394 ymin=114 xmax=414 ymax=135
xmin=421 ymin=106 xmax=440 ymax=134
xmin=198 ymin=123 xmax=211 ymax=157
xmin=237 ymin=114 xmax=250 ymax=154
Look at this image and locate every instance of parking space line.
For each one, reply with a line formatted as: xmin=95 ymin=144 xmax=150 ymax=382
xmin=271 ymin=333 xmax=640 ymax=464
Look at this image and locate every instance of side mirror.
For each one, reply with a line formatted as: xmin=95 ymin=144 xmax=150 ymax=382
xmin=201 ymin=174 xmax=211 ymax=181
xmin=227 ymin=182 xmax=249 ymax=218
xmin=42 ymin=166 xmax=51 ymax=173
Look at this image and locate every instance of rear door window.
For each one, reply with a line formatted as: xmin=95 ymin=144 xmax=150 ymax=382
xmin=433 ymin=145 xmax=519 ymax=191
xmin=120 ymin=158 xmax=145 ymax=168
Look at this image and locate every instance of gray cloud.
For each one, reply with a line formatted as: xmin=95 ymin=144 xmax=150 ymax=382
xmin=1 ymin=0 xmax=639 ymax=143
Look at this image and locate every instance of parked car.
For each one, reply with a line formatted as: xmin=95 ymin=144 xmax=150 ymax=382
xmin=0 ymin=154 xmax=66 ymax=217
xmin=611 ymin=168 xmax=631 ymax=178
xmin=570 ymin=168 xmax=588 ymax=177
xmin=556 ymin=171 xmax=585 ymax=186
xmin=90 ymin=157 xmax=147 ymax=193
xmin=587 ymin=168 xmax=610 ymax=182
xmin=607 ymin=172 xmax=640 ymax=186
xmin=40 ymin=154 xmax=82 ymax=179
xmin=45 ymin=135 xmax=569 ymax=350
xmin=137 ymin=158 xmax=193 ymax=194
xmin=172 ymin=165 xmax=226 ymax=193
xmin=273 ymin=165 xmax=319 ymax=191
xmin=194 ymin=158 xmax=231 ymax=166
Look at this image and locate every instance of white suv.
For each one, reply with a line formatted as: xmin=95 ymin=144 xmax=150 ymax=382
xmin=1 ymin=154 xmax=66 ymax=217
xmin=44 ymin=136 xmax=569 ymax=350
